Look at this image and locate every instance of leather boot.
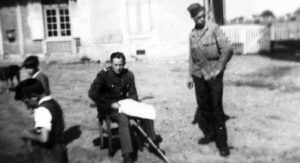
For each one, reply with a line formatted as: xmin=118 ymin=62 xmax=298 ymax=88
xmin=198 ymin=136 xmax=215 ymax=145
xmin=219 ymin=146 xmax=230 ymax=157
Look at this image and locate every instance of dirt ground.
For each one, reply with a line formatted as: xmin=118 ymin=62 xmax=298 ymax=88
xmin=0 ymin=53 xmax=300 ymax=163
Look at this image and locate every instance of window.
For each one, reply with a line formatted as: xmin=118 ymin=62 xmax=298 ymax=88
xmin=44 ymin=5 xmax=71 ymax=38
xmin=126 ymin=0 xmax=152 ymax=36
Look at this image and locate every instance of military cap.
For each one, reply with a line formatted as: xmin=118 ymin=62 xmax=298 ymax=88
xmin=23 ymin=55 xmax=39 ymax=69
xmin=187 ymin=3 xmax=205 ymax=17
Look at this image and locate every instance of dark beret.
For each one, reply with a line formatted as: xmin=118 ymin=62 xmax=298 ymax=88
xmin=187 ymin=3 xmax=205 ymax=17
xmin=22 ymin=55 xmax=39 ymax=68
xmin=15 ymin=78 xmax=44 ymax=100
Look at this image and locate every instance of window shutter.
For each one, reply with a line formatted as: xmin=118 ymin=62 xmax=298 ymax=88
xmin=28 ymin=3 xmax=44 ymax=40
xmin=140 ymin=0 xmax=151 ymax=33
xmin=127 ymin=0 xmax=138 ymax=34
xmin=69 ymin=1 xmax=80 ymax=38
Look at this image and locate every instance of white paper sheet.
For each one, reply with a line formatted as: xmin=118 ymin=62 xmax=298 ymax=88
xmin=118 ymin=99 xmax=156 ymax=120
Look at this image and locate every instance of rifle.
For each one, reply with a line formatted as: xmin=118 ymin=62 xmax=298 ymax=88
xmin=130 ymin=120 xmax=169 ymax=163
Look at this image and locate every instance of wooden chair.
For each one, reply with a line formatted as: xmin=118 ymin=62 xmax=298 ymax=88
xmin=99 ymin=115 xmax=143 ymax=157
xmin=99 ymin=115 xmax=169 ymax=163
xmin=99 ymin=115 xmax=120 ymax=157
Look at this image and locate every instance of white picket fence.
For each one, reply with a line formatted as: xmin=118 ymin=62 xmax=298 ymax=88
xmin=221 ymin=24 xmax=271 ymax=54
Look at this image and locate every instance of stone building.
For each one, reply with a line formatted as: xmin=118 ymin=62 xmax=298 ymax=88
xmin=0 ymin=0 xmax=225 ymax=61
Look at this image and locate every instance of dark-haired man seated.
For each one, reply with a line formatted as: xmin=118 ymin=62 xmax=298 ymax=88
xmin=88 ymin=52 xmax=163 ymax=163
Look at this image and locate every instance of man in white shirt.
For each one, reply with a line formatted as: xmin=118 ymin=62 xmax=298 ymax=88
xmin=15 ymin=78 xmax=67 ymax=163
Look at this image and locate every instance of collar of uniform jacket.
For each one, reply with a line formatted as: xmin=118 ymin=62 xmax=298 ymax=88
xmin=191 ymin=26 xmax=208 ymax=41
xmin=192 ymin=25 xmax=209 ymax=41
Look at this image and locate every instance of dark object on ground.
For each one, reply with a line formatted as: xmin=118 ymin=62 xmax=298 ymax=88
xmin=63 ymin=125 xmax=82 ymax=145
xmin=0 ymin=65 xmax=20 ymax=90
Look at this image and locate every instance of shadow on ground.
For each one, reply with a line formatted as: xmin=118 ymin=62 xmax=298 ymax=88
xmin=93 ymin=127 xmax=121 ymax=157
xmin=261 ymin=51 xmax=300 ymax=62
xmin=64 ymin=125 xmax=82 ymax=145
xmin=226 ymin=63 xmax=300 ymax=92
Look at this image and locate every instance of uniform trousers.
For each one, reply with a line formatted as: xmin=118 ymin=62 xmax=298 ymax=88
xmin=109 ymin=112 xmax=156 ymax=155
xmin=192 ymin=72 xmax=228 ymax=148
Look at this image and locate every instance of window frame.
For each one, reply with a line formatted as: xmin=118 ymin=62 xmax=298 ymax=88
xmin=43 ymin=4 xmax=72 ymax=41
xmin=126 ymin=0 xmax=153 ymax=38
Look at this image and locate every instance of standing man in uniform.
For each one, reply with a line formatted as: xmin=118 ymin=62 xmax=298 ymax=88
xmin=88 ymin=52 xmax=163 ymax=163
xmin=186 ymin=3 xmax=233 ymax=157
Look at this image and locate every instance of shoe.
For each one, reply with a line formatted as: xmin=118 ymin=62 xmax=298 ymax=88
xmin=149 ymin=135 xmax=166 ymax=160
xmin=198 ymin=136 xmax=214 ymax=145
xmin=130 ymin=151 xmax=138 ymax=162
xmin=149 ymin=145 xmax=165 ymax=154
xmin=153 ymin=135 xmax=163 ymax=147
xmin=149 ymin=135 xmax=164 ymax=154
xmin=149 ymin=145 xmax=166 ymax=160
xmin=219 ymin=147 xmax=230 ymax=157
xmin=191 ymin=119 xmax=198 ymax=125
xmin=123 ymin=154 xmax=133 ymax=163
xmin=224 ymin=114 xmax=230 ymax=121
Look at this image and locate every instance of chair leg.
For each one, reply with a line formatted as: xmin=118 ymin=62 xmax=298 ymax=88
xmin=106 ymin=116 xmax=114 ymax=157
xmin=99 ymin=121 xmax=105 ymax=149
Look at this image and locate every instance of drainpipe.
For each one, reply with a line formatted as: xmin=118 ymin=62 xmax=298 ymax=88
xmin=16 ymin=0 xmax=25 ymax=56
xmin=0 ymin=18 xmax=4 ymax=59
xmin=204 ymin=0 xmax=212 ymax=23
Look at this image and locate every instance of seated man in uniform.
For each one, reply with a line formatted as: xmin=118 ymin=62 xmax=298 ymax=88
xmin=88 ymin=52 xmax=163 ymax=163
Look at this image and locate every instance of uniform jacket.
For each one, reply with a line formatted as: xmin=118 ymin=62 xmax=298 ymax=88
xmin=33 ymin=71 xmax=51 ymax=96
xmin=189 ymin=21 xmax=233 ymax=79
xmin=88 ymin=67 xmax=138 ymax=119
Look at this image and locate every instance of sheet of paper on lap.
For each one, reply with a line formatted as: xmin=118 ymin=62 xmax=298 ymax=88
xmin=118 ymin=99 xmax=156 ymax=120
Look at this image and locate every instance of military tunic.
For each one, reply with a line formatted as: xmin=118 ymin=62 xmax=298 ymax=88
xmin=32 ymin=71 xmax=51 ymax=96
xmin=189 ymin=21 xmax=233 ymax=79
xmin=89 ymin=66 xmax=137 ymax=117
